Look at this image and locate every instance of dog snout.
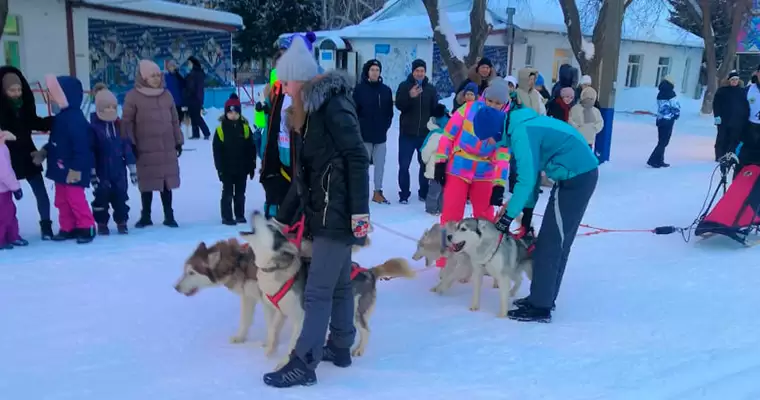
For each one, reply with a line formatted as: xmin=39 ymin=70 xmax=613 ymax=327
xmin=173 ymin=284 xmax=181 ymax=293
xmin=447 ymin=234 xmax=453 ymax=241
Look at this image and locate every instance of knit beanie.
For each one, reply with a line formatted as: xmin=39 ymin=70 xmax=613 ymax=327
xmin=506 ymin=75 xmax=518 ymax=88
xmin=535 ymin=73 xmax=545 ymax=87
xmin=580 ymin=75 xmax=592 ymax=86
xmin=484 ymin=78 xmax=510 ymax=104
xmin=411 ymin=59 xmax=426 ymax=72
xmin=477 ymin=57 xmax=493 ymax=69
xmin=94 ymin=89 xmax=118 ymax=122
xmin=560 ymin=87 xmax=575 ymax=99
xmin=225 ymin=93 xmax=241 ymax=114
xmin=464 ymin=82 xmax=479 ymax=96
xmin=276 ymin=35 xmax=320 ymax=82
xmin=2 ymin=72 xmax=21 ymax=92
xmin=729 ymin=70 xmax=740 ymax=80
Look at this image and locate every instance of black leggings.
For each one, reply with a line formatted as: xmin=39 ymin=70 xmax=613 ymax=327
xmin=25 ymin=173 xmax=51 ymax=221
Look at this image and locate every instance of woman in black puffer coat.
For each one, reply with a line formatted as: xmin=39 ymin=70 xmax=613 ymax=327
xmin=264 ymin=36 xmax=370 ymax=388
xmin=0 ymin=66 xmax=54 ymax=239
xmin=713 ymin=71 xmax=749 ymax=161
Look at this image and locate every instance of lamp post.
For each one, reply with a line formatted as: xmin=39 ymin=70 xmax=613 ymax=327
xmin=506 ymin=7 xmax=516 ymax=76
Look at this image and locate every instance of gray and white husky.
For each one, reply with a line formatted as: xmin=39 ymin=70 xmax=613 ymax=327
xmin=448 ymin=218 xmax=533 ymax=317
xmin=242 ymin=211 xmax=415 ymax=366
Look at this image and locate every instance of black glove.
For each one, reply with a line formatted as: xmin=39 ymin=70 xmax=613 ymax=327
xmin=490 ymin=185 xmax=505 ymax=206
xmin=434 ymin=163 xmax=447 ymax=186
xmin=494 ymin=213 xmax=513 ymax=234
xmin=176 ymin=144 xmax=183 ymax=158
xmin=13 ymin=189 xmax=22 ymax=200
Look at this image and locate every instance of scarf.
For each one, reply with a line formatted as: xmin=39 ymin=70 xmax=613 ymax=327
xmin=581 ymin=98 xmax=596 ymax=124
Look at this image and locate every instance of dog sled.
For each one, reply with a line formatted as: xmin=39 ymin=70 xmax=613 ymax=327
xmin=693 ymin=156 xmax=760 ymax=247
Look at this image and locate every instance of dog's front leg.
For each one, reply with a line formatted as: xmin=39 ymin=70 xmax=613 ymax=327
xmin=496 ymin=276 xmax=512 ymax=318
xmin=433 ymin=263 xmax=459 ymax=294
xmin=263 ymin=305 xmax=284 ymax=357
xmin=469 ymin=266 xmax=484 ymax=311
xmin=276 ymin=306 xmax=304 ymax=370
xmin=230 ymin=295 xmax=257 ymax=343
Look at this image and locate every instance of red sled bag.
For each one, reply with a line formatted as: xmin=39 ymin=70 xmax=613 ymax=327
xmin=695 ymin=165 xmax=760 ymax=244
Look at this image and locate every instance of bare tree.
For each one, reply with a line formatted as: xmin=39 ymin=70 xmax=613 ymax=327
xmin=325 ymin=0 xmax=385 ymax=29
xmin=422 ymin=0 xmax=490 ymax=89
xmin=0 ymin=0 xmax=8 ymax=41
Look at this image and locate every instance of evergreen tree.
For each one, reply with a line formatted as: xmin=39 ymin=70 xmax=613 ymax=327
xmin=667 ymin=0 xmax=732 ymax=67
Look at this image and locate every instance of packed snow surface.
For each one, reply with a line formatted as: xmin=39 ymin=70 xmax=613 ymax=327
xmin=1 ymin=102 xmax=759 ymax=399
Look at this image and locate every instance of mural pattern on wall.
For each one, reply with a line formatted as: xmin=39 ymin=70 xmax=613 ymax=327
xmin=88 ymin=18 xmax=233 ymax=99
xmin=373 ymin=42 xmax=418 ymax=94
xmin=432 ymin=44 xmax=508 ymax=97
xmin=738 ymin=16 xmax=760 ymax=53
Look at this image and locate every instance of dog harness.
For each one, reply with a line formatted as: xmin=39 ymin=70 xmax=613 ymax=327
xmin=265 ymin=262 xmax=367 ymax=310
xmin=350 ymin=262 xmax=367 ymax=280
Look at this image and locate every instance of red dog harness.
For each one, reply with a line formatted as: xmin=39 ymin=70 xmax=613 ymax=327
xmin=266 ymin=263 xmax=367 ymax=310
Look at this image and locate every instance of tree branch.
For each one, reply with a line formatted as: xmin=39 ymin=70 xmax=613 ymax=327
xmin=465 ymin=0 xmax=489 ymax=66
xmin=423 ymin=0 xmax=467 ymax=87
xmin=558 ymin=0 xmax=589 ymax=72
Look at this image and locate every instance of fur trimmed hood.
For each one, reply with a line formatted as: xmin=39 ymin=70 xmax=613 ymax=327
xmin=302 ymin=70 xmax=355 ymax=113
xmin=721 ymin=78 xmax=745 ymax=88
xmin=467 ymin=64 xmax=495 ymax=87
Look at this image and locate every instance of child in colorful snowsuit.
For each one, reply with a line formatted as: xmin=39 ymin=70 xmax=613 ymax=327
xmin=434 ymin=78 xmax=511 ymax=267
xmin=0 ymin=130 xmax=28 ymax=250
xmin=90 ymin=89 xmax=137 ymax=235
xmin=213 ymin=94 xmax=256 ymax=225
xmin=43 ymin=75 xmax=96 ymax=244
xmin=421 ymin=104 xmax=451 ymax=215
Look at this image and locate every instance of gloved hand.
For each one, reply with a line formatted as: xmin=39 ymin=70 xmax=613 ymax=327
xmin=128 ymin=164 xmax=137 ymax=185
xmin=176 ymin=144 xmax=183 ymax=158
xmin=30 ymin=149 xmax=47 ymax=166
xmin=490 ymin=185 xmax=505 ymax=206
xmin=494 ymin=213 xmax=513 ymax=234
xmin=66 ymin=169 xmax=81 ymax=184
xmin=714 ymin=116 xmax=721 ymax=125
xmin=434 ymin=162 xmax=447 ymax=186
xmin=90 ymin=170 xmax=99 ymax=191
xmin=351 ymin=214 xmax=370 ymax=238
xmin=13 ymin=189 xmax=22 ymax=200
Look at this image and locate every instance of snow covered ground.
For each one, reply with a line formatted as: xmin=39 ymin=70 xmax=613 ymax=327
xmin=2 ymin=103 xmax=760 ymax=400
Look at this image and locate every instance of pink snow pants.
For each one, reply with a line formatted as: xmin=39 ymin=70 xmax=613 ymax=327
xmin=437 ymin=175 xmax=494 ymax=267
xmin=54 ymin=183 xmax=95 ymax=231
xmin=0 ymin=191 xmax=21 ymax=246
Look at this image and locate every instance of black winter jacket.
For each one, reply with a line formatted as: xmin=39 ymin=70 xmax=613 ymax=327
xmin=0 ymin=66 xmax=53 ymax=180
xmin=184 ymin=64 xmax=205 ymax=108
xmin=714 ymin=83 xmax=749 ymax=128
xmin=395 ymin=74 xmax=438 ymax=137
xmin=212 ymin=117 xmax=256 ymax=178
xmin=353 ymin=75 xmax=393 ymax=144
xmin=550 ymin=64 xmax=578 ymax=102
xmin=277 ymin=71 xmax=370 ymax=244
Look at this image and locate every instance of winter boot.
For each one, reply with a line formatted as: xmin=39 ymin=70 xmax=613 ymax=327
xmin=40 ymin=220 xmax=54 ymax=241
xmin=372 ymin=190 xmax=390 ymax=204
xmin=507 ymin=303 xmax=552 ymax=323
xmin=513 ymin=297 xmax=555 ymax=311
xmin=262 ymin=353 xmax=316 ymax=388
xmin=136 ymin=192 xmax=153 ymax=228
xmin=0 ymin=243 xmax=12 ymax=250
xmin=221 ymin=196 xmax=234 ymax=225
xmin=322 ymin=341 xmax=352 ymax=368
xmin=76 ymin=227 xmax=96 ymax=244
xmin=97 ymin=223 xmax=110 ymax=236
xmin=11 ymin=238 xmax=29 ymax=247
xmin=233 ymin=192 xmax=246 ymax=223
xmin=52 ymin=230 xmax=76 ymax=241
xmin=117 ymin=223 xmax=129 ymax=235
xmin=235 ymin=216 xmax=247 ymax=224
xmin=161 ymin=190 xmax=178 ymax=228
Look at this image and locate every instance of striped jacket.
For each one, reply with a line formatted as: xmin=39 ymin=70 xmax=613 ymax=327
xmin=434 ymin=101 xmax=510 ymax=185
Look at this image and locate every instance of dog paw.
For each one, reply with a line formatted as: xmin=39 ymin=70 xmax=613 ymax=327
xmin=229 ymin=335 xmax=247 ymax=344
xmin=351 ymin=347 xmax=365 ymax=357
xmin=492 ymin=282 xmax=499 ymax=289
xmin=469 ymin=305 xmax=480 ymax=311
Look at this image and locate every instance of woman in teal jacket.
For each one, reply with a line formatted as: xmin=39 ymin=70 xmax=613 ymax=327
xmin=495 ymin=106 xmax=599 ymax=322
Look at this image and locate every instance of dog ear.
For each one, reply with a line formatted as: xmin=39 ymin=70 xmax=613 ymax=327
xmin=193 ymin=242 xmax=208 ymax=256
xmin=207 ymin=250 xmax=221 ymax=268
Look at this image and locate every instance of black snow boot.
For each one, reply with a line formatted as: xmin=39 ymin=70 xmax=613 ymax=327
xmin=513 ymin=297 xmax=555 ymax=311
xmin=507 ymin=303 xmax=552 ymax=323
xmin=76 ymin=227 xmax=96 ymax=244
xmin=161 ymin=190 xmax=178 ymax=228
xmin=97 ymin=223 xmax=110 ymax=236
xmin=117 ymin=223 xmax=129 ymax=235
xmin=322 ymin=341 xmax=352 ymax=368
xmin=135 ymin=192 xmax=153 ymax=228
xmin=40 ymin=220 xmax=54 ymax=241
xmin=262 ymin=353 xmax=316 ymax=388
xmin=52 ymin=230 xmax=76 ymax=241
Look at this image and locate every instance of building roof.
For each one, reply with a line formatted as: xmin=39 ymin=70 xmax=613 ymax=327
xmin=346 ymin=0 xmax=704 ymax=48
xmin=83 ymin=0 xmax=244 ymax=28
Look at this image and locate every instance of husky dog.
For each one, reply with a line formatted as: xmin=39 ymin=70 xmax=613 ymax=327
xmin=413 ymin=222 xmax=499 ymax=293
xmin=174 ymin=238 xmax=262 ymax=344
xmin=242 ymin=211 xmax=415 ymax=365
xmin=448 ymin=218 xmax=533 ymax=317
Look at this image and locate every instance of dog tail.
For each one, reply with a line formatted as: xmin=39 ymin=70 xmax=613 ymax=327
xmin=370 ymin=258 xmax=416 ymax=280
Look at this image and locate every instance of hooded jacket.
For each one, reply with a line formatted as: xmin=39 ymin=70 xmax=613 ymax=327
xmin=551 ymin=64 xmax=579 ymax=101
xmin=713 ymin=79 xmax=749 ymax=128
xmin=421 ymin=113 xmax=451 ymax=179
xmin=656 ymin=79 xmax=680 ymax=121
xmin=164 ymin=70 xmax=185 ymax=107
xmin=453 ymin=64 xmax=495 ymax=111
xmin=569 ymin=87 xmax=604 ymax=144
xmin=90 ymin=113 xmax=136 ymax=188
xmin=353 ymin=60 xmax=394 ymax=144
xmin=0 ymin=66 xmax=53 ymax=180
xmin=213 ymin=116 xmax=256 ymax=178
xmin=44 ymin=76 xmax=94 ymax=187
xmin=276 ymin=71 xmax=370 ymax=244
xmin=184 ymin=58 xmax=205 ymax=108
xmin=395 ymin=74 xmax=439 ymax=137
xmin=503 ymin=107 xmax=598 ymax=219
xmin=515 ymin=68 xmax=546 ymax=115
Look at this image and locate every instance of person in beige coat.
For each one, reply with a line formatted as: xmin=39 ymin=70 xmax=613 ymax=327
xmin=515 ymin=68 xmax=546 ymax=115
xmin=569 ymin=87 xmax=604 ymax=147
xmin=122 ymin=59 xmax=184 ymax=228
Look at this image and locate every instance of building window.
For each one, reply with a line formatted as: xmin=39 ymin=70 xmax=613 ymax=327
xmin=681 ymin=57 xmax=691 ymax=94
xmin=525 ymin=45 xmax=534 ymax=67
xmin=552 ymin=49 xmax=572 ymax=82
xmin=3 ymin=15 xmax=20 ymax=35
xmin=625 ymin=54 xmax=643 ymax=88
xmin=655 ymin=57 xmax=672 ymax=86
xmin=2 ymin=15 xmax=22 ymax=69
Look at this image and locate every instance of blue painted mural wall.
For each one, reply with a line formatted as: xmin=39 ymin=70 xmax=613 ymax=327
xmin=88 ymin=18 xmax=233 ymax=104
xmin=431 ymin=44 xmax=508 ymax=97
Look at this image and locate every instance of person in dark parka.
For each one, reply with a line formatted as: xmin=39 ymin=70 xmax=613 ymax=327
xmin=184 ymin=56 xmax=211 ymax=139
xmin=213 ymin=94 xmax=256 ymax=225
xmin=647 ymin=77 xmax=680 ymax=168
xmin=395 ymin=59 xmax=438 ymax=203
xmin=264 ymin=36 xmax=370 ymax=388
xmin=353 ymin=58 xmax=393 ymax=204
xmin=713 ymin=71 xmax=749 ymax=161
xmin=550 ymin=64 xmax=579 ymax=103
xmin=165 ymin=60 xmax=185 ymax=122
xmin=0 ymin=66 xmax=55 ymax=239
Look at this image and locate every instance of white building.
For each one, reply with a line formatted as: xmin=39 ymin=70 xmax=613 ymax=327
xmin=285 ymin=0 xmax=704 ymax=98
xmin=3 ymin=0 xmax=242 ymax=101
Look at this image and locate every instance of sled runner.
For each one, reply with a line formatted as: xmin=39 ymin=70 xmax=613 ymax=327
xmin=694 ymin=161 xmax=760 ymax=247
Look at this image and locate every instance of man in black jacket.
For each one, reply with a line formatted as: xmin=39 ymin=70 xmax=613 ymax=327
xmin=395 ymin=59 xmax=438 ymax=203
xmin=184 ymin=56 xmax=212 ymax=139
xmin=354 ymin=59 xmax=393 ymax=204
xmin=714 ymin=71 xmax=749 ymax=161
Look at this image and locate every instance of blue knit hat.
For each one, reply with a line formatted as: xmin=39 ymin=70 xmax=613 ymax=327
xmin=536 ymin=73 xmax=545 ymax=87
xmin=280 ymin=32 xmax=317 ymax=51
xmin=463 ymin=82 xmax=479 ymax=96
xmin=472 ymin=105 xmax=506 ymax=142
